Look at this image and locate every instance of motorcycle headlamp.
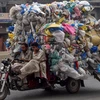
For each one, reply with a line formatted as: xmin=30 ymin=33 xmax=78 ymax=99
xmin=0 ymin=63 xmax=4 ymax=71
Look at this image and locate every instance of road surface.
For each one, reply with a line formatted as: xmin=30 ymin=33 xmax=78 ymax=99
xmin=5 ymin=77 xmax=100 ymax=100
xmin=0 ymin=51 xmax=10 ymax=61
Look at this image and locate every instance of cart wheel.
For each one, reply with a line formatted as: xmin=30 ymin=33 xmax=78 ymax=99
xmin=66 ymin=77 xmax=80 ymax=94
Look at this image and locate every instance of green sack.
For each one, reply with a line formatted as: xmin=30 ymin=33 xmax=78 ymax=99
xmin=49 ymin=50 xmax=61 ymax=66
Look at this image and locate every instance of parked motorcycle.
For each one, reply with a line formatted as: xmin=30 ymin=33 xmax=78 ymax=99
xmin=0 ymin=58 xmax=83 ymax=100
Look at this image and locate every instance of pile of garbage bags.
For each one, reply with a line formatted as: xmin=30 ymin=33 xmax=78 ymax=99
xmin=5 ymin=0 xmax=100 ymax=80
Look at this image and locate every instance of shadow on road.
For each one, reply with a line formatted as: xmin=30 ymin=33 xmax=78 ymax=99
xmin=6 ymin=87 xmax=100 ymax=100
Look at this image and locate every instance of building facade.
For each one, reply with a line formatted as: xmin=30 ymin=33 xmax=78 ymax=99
xmin=0 ymin=0 xmax=63 ymax=51
xmin=0 ymin=13 xmax=11 ymax=51
xmin=88 ymin=0 xmax=100 ymax=20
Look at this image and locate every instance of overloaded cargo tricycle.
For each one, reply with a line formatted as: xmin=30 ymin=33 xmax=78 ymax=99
xmin=0 ymin=58 xmax=84 ymax=100
xmin=2 ymin=0 xmax=100 ymax=100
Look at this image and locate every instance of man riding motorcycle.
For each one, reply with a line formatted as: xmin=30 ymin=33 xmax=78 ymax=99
xmin=18 ymin=43 xmax=33 ymax=62
xmin=12 ymin=43 xmax=33 ymax=72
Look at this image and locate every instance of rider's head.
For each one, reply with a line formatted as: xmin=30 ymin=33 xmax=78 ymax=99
xmin=31 ymin=42 xmax=39 ymax=52
xmin=21 ymin=43 xmax=28 ymax=52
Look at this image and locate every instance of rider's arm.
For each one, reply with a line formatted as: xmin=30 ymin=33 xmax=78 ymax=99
xmin=20 ymin=59 xmax=30 ymax=62
xmin=19 ymin=50 xmax=33 ymax=62
xmin=32 ymin=50 xmax=46 ymax=63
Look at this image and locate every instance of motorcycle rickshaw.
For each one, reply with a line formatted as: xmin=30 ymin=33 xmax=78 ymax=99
xmin=0 ymin=57 xmax=84 ymax=100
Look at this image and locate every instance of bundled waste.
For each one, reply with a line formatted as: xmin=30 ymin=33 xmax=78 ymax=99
xmin=5 ymin=0 xmax=100 ymax=80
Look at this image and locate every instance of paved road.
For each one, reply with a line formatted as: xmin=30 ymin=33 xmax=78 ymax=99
xmin=0 ymin=51 xmax=10 ymax=61
xmin=5 ymin=77 xmax=100 ymax=100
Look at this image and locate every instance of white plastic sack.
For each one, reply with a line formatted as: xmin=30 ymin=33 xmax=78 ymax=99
xmin=22 ymin=13 xmax=30 ymax=25
xmin=84 ymin=6 xmax=91 ymax=12
xmin=87 ymin=58 xmax=95 ymax=63
xmin=87 ymin=51 xmax=92 ymax=58
xmin=78 ymin=67 xmax=88 ymax=79
xmin=79 ymin=30 xmax=86 ymax=37
xmin=52 ymin=30 xmax=65 ymax=43
xmin=65 ymin=38 xmax=71 ymax=46
xmin=16 ymin=12 xmax=23 ymax=20
xmin=58 ymin=62 xmax=69 ymax=72
xmin=87 ymin=41 xmax=93 ymax=49
xmin=16 ymin=20 xmax=22 ymax=25
xmin=13 ymin=43 xmax=21 ymax=53
xmin=14 ymin=24 xmax=23 ymax=34
xmin=58 ymin=61 xmax=88 ymax=80
xmin=66 ymin=67 xmax=86 ymax=80
xmin=62 ymin=53 xmax=75 ymax=63
xmin=79 ymin=1 xmax=90 ymax=6
xmin=31 ymin=4 xmax=45 ymax=15
xmin=39 ymin=17 xmax=46 ymax=24
xmin=9 ymin=5 xmax=21 ymax=19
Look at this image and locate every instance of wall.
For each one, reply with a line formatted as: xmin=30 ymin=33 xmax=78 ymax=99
xmin=91 ymin=8 xmax=100 ymax=20
xmin=0 ymin=13 xmax=11 ymax=51
xmin=0 ymin=37 xmax=3 ymax=51
xmin=0 ymin=13 xmax=9 ymax=19
xmin=0 ymin=35 xmax=6 ymax=51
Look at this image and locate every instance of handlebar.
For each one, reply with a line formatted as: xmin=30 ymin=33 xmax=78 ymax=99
xmin=1 ymin=60 xmax=10 ymax=66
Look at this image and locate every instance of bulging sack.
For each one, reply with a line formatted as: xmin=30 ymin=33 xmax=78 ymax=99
xmin=62 ymin=23 xmax=76 ymax=35
xmin=52 ymin=30 xmax=65 ymax=43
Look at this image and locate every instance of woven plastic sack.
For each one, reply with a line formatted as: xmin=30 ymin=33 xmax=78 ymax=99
xmin=9 ymin=5 xmax=21 ymax=19
xmin=87 ymin=42 xmax=93 ymax=49
xmin=57 ymin=61 xmax=88 ymax=80
xmin=64 ymin=53 xmax=75 ymax=62
xmin=65 ymin=38 xmax=71 ymax=46
xmin=79 ymin=1 xmax=90 ymax=6
xmin=52 ymin=30 xmax=65 ymax=43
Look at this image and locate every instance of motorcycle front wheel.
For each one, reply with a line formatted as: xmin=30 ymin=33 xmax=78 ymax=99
xmin=0 ymin=83 xmax=8 ymax=100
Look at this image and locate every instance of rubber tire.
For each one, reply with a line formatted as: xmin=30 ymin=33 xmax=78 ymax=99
xmin=0 ymin=84 xmax=8 ymax=100
xmin=66 ymin=77 xmax=80 ymax=94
